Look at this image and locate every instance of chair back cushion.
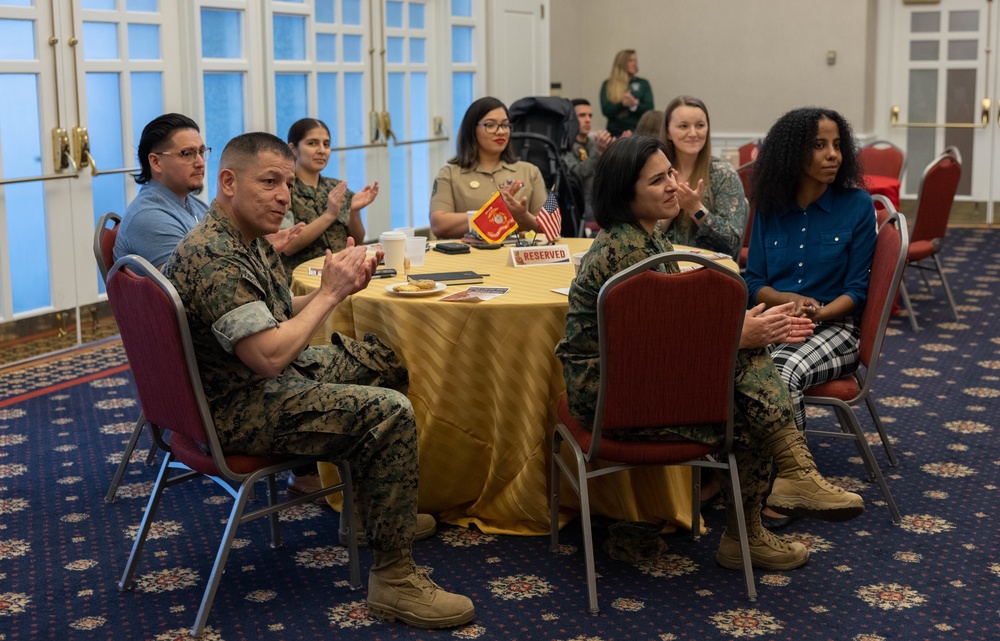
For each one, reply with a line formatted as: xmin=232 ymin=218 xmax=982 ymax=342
xmin=860 ymin=142 xmax=904 ymax=181
xmin=858 ymin=214 xmax=908 ymax=368
xmin=597 ymin=258 xmax=745 ymax=433
xmin=106 ymin=258 xmax=213 ymax=448
xmin=94 ymin=212 xmax=121 ymax=282
xmin=911 ymin=151 xmax=961 ymax=246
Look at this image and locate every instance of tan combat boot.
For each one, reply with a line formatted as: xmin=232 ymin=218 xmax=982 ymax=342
xmin=340 ymin=508 xmax=437 ymax=547
xmin=765 ymin=428 xmax=864 ymax=521
xmin=716 ymin=508 xmax=809 ymax=571
xmin=368 ymin=549 xmax=475 ymax=629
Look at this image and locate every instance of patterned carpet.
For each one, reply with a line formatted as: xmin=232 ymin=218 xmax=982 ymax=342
xmin=1 ymin=227 xmax=998 ymax=640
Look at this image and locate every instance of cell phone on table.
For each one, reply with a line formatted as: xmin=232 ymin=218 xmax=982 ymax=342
xmin=433 ymin=242 xmax=471 ymax=255
xmin=372 ymin=268 xmax=397 ymax=278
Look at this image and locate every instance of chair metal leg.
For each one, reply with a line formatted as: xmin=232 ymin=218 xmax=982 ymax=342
xmin=190 ymin=478 xmax=256 ymax=638
xmin=865 ymin=395 xmax=898 ymax=466
xmin=932 ymin=254 xmax=959 ymax=321
xmin=549 ymin=432 xmax=563 ymax=552
xmin=266 ymin=474 xmax=282 ymax=549
xmin=726 ymin=454 xmax=756 ymax=601
xmin=691 ymin=467 xmax=701 ymax=541
xmin=105 ymin=412 xmax=148 ymax=503
xmin=337 ymin=462 xmax=362 ymax=589
xmin=899 ymin=279 xmax=920 ymax=331
xmin=575 ymin=458 xmax=600 ymax=615
xmin=840 ymin=406 xmax=902 ymax=524
xmin=144 ymin=442 xmax=158 ymax=467
xmin=118 ymin=452 xmax=173 ymax=589
xmin=837 ymin=406 xmax=876 ymax=481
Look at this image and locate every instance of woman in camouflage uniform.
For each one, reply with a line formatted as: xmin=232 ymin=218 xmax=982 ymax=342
xmin=278 ymin=118 xmax=380 ymax=279
xmin=555 ymin=135 xmax=864 ymax=572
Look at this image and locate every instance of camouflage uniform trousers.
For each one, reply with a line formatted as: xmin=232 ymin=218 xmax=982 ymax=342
xmin=615 ymin=347 xmax=794 ymax=531
xmin=266 ymin=333 xmax=417 ymax=553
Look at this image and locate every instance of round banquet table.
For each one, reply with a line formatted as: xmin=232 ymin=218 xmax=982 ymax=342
xmin=291 ymin=238 xmax=737 ymax=536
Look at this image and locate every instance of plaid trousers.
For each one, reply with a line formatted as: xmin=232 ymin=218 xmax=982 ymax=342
xmin=768 ymin=319 xmax=861 ymax=429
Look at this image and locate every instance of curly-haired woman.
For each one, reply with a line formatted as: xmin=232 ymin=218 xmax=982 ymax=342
xmin=745 ymin=108 xmax=876 ymax=526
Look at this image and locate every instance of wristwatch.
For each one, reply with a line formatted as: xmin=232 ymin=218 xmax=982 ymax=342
xmin=693 ymin=208 xmax=706 ymax=221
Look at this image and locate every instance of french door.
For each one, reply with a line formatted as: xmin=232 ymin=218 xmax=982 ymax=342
xmin=880 ymin=0 xmax=998 ymax=223
xmin=0 ymin=0 xmax=178 ymax=354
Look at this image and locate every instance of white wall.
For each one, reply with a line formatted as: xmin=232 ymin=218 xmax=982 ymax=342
xmin=550 ymin=0 xmax=878 ymax=144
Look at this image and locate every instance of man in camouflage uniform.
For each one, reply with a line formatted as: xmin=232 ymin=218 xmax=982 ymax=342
xmin=555 ymin=135 xmax=864 ymax=572
xmin=163 ymin=132 xmax=474 ymax=629
xmin=563 ymin=99 xmax=612 ymax=224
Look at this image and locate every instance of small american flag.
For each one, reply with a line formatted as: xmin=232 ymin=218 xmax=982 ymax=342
xmin=536 ymin=190 xmax=562 ymax=244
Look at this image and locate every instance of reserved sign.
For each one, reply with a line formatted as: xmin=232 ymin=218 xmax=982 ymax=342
xmin=509 ymin=244 xmax=571 ymax=267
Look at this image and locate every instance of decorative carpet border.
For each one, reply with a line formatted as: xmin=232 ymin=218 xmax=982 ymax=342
xmin=0 ymin=339 xmax=130 ymax=407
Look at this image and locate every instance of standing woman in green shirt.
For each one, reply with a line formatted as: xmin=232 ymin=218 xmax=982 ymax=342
xmin=600 ymin=49 xmax=654 ymax=138
xmin=279 ymin=118 xmax=379 ymax=278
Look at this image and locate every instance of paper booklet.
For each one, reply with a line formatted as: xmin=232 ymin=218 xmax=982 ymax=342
xmin=438 ymin=286 xmax=510 ymax=302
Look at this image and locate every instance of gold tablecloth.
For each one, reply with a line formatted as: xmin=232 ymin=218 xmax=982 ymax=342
xmin=292 ymin=239 xmax=734 ymax=535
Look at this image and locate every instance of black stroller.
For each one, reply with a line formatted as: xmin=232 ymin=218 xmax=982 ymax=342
xmin=508 ymin=96 xmax=586 ymax=238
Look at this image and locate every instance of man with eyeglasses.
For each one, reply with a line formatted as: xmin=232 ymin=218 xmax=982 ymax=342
xmin=115 ymin=113 xmax=302 ymax=268
xmin=114 ymin=113 xmax=213 ymax=268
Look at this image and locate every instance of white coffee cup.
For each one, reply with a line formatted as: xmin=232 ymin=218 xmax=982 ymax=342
xmin=395 ymin=227 xmax=415 ymax=237
xmin=405 ymin=236 xmax=427 ymax=267
xmin=573 ymin=251 xmax=587 ymax=275
xmin=380 ymin=231 xmax=407 ymax=275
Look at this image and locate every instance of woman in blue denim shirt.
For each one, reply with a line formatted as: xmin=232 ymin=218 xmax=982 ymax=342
xmin=745 ymin=108 xmax=876 ymax=528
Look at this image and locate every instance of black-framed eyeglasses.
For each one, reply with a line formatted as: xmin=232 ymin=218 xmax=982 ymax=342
xmin=154 ymin=147 xmax=211 ymax=163
xmin=476 ymin=121 xmax=511 ymax=134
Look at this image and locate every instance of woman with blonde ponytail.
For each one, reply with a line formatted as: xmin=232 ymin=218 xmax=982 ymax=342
xmin=599 ymin=49 xmax=654 ymax=137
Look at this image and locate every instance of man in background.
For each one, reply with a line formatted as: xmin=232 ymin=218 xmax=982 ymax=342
xmin=563 ymin=99 xmax=612 ymax=225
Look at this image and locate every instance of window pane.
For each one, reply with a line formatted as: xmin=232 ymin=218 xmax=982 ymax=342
xmin=388 ymin=72 xmax=407 ymax=228
xmin=0 ymin=73 xmax=49 ymax=312
xmin=343 ymin=0 xmax=361 ymax=25
xmin=410 ymin=72 xmax=429 ymax=230
xmin=86 ymin=72 xmax=127 ymax=256
xmin=83 ymin=22 xmax=118 ymax=60
xmin=945 ymin=68 xmax=974 ymax=196
xmin=130 ymin=72 xmax=163 ymax=163
xmin=344 ymin=72 xmax=366 ymax=204
xmin=127 ymin=23 xmax=160 ymax=60
xmin=318 ymin=73 xmax=340 ymax=170
xmin=126 ymin=0 xmax=158 ymax=11
xmin=948 ymin=39 xmax=978 ymax=61
xmin=452 ymin=26 xmax=472 ymax=63
xmin=273 ymin=15 xmax=306 ymax=60
xmin=82 ymin=0 xmax=115 ymax=9
xmin=452 ymin=0 xmax=472 ymax=18
xmin=906 ymin=68 xmax=937 ymax=191
xmin=410 ymin=37 xmax=425 ymax=64
xmin=911 ymin=12 xmax=940 ymax=33
xmin=343 ymin=34 xmax=362 ymax=62
xmin=910 ymin=40 xmax=939 ymax=61
xmin=387 ymin=36 xmax=404 ymax=64
xmin=410 ymin=3 xmax=425 ymax=29
xmin=317 ymin=33 xmax=336 ymax=62
xmin=275 ymin=73 xmax=308 ymax=144
xmin=0 ymin=19 xmax=34 ymax=60
xmin=201 ymin=9 xmax=241 ymax=59
xmin=316 ymin=0 xmax=336 ymax=23
xmin=452 ymin=72 xmax=474 ymax=147
xmin=0 ymin=0 xmax=35 ymax=6
xmin=203 ymin=73 xmax=245 ymax=201
xmin=949 ymin=10 xmax=978 ymax=32
xmin=386 ymin=1 xmax=403 ymax=28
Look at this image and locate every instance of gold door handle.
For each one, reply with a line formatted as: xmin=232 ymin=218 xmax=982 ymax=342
xmin=891 ymin=103 xmax=989 ymax=128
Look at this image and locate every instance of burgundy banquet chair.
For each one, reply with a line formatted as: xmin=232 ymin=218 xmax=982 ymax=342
xmin=898 ymin=146 xmax=962 ymax=331
xmin=803 ymin=197 xmax=907 ymax=523
xmin=106 ymin=255 xmax=361 ymax=638
xmin=92 ymin=212 xmax=159 ymax=503
xmin=550 ymin=252 xmax=755 ymax=613
xmin=860 ymin=140 xmax=906 ymax=181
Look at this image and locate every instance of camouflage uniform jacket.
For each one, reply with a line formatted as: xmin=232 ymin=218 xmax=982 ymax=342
xmin=163 ymin=202 xmax=357 ymax=453
xmin=555 ymin=222 xmax=677 ymax=428
xmin=281 ymin=174 xmax=355 ymax=276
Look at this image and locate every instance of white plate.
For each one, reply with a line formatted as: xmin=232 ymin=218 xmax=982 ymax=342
xmin=385 ymin=282 xmax=447 ymax=296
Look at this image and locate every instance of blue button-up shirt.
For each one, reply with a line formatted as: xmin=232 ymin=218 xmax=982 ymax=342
xmin=744 ymin=187 xmax=876 ymax=312
xmin=114 ymin=180 xmax=210 ymax=266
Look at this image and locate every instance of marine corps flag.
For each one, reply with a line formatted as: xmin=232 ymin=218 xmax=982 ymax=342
xmin=471 ymin=191 xmax=518 ymax=244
